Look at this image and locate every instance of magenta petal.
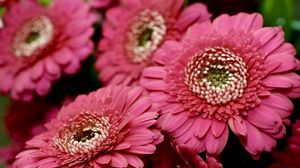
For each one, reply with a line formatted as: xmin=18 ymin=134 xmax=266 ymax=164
xmin=53 ymin=48 xmax=73 ymax=65
xmin=114 ymin=142 xmax=131 ymax=150
xmin=36 ymin=157 xmax=59 ymax=168
xmin=205 ymin=127 xmax=229 ymax=156
xmin=175 ymin=3 xmax=211 ymax=32
xmin=241 ymin=122 xmax=265 ymax=158
xmin=253 ymin=27 xmax=281 ymax=47
xmin=232 ymin=12 xmax=263 ymax=32
xmin=263 ymin=75 xmax=293 ymax=88
xmin=152 ymin=41 xmax=183 ymax=65
xmin=128 ymin=144 xmax=156 ymax=154
xmin=261 ymin=133 xmax=276 ymax=152
xmin=228 ymin=117 xmax=247 ymax=137
xmin=95 ymin=154 xmax=111 ymax=164
xmin=127 ymin=97 xmax=152 ymax=115
xmin=247 ymin=104 xmax=282 ymax=131
xmin=212 ymin=14 xmax=231 ymax=34
xmin=142 ymin=66 xmax=167 ymax=79
xmin=261 ymin=93 xmax=293 ymax=112
xmin=36 ymin=79 xmax=51 ymax=96
xmin=31 ymin=62 xmax=44 ymax=81
xmin=211 ymin=120 xmax=226 ymax=138
xmin=195 ymin=117 xmax=212 ymax=138
xmin=111 ymin=152 xmax=128 ymax=168
xmin=261 ymin=30 xmax=285 ymax=56
xmin=45 ymin=58 xmax=61 ymax=79
xmin=124 ymin=154 xmax=144 ymax=168
xmin=130 ymin=112 xmax=157 ymax=127
xmin=161 ymin=112 xmax=188 ymax=132
xmin=141 ymin=78 xmax=169 ymax=91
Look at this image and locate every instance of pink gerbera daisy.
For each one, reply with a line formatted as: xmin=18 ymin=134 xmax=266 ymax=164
xmin=13 ymin=86 xmax=162 ymax=168
xmin=141 ymin=12 xmax=300 ymax=159
xmin=0 ymin=0 xmax=96 ymax=101
xmin=96 ymin=0 xmax=211 ymax=86
xmin=270 ymin=120 xmax=300 ymax=168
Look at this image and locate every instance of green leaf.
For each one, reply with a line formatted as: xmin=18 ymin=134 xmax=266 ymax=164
xmin=38 ymin=0 xmax=52 ymax=7
xmin=0 ymin=7 xmax=5 ymax=17
xmin=0 ymin=96 xmax=10 ymax=146
xmin=260 ymin=0 xmax=295 ymax=40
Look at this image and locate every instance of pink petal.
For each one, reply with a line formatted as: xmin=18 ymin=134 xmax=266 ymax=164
xmin=114 ymin=142 xmax=131 ymax=150
xmin=45 ymin=58 xmax=61 ymax=79
xmin=111 ymin=152 xmax=128 ymax=168
xmin=261 ymin=133 xmax=277 ymax=152
xmin=261 ymin=93 xmax=293 ymax=112
xmin=31 ymin=62 xmax=44 ymax=81
xmin=247 ymin=104 xmax=283 ymax=132
xmin=232 ymin=12 xmax=263 ymax=32
xmin=128 ymin=144 xmax=156 ymax=154
xmin=140 ymin=78 xmax=168 ymax=91
xmin=142 ymin=66 xmax=167 ymax=79
xmin=211 ymin=120 xmax=226 ymax=138
xmin=53 ymin=48 xmax=73 ymax=65
xmin=240 ymin=121 xmax=265 ymax=158
xmin=124 ymin=154 xmax=144 ymax=168
xmin=205 ymin=127 xmax=229 ymax=156
xmin=95 ymin=154 xmax=111 ymax=164
xmin=152 ymin=41 xmax=183 ymax=65
xmin=228 ymin=116 xmax=247 ymax=137
xmin=127 ymin=97 xmax=152 ymax=115
xmin=253 ymin=27 xmax=281 ymax=47
xmin=263 ymin=75 xmax=293 ymax=88
xmin=160 ymin=112 xmax=188 ymax=132
xmin=175 ymin=3 xmax=211 ymax=32
xmin=212 ymin=14 xmax=231 ymax=34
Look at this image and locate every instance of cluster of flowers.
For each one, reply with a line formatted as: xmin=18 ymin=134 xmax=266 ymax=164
xmin=0 ymin=0 xmax=300 ymax=167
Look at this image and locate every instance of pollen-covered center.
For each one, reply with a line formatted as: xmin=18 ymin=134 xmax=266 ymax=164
xmin=184 ymin=47 xmax=248 ymax=105
xmin=126 ymin=9 xmax=166 ymax=63
xmin=13 ymin=15 xmax=54 ymax=58
xmin=73 ymin=129 xmax=97 ymax=143
xmin=54 ymin=112 xmax=110 ymax=155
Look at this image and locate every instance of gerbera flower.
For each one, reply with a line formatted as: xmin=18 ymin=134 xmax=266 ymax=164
xmin=13 ymin=86 xmax=162 ymax=168
xmin=152 ymin=134 xmax=223 ymax=168
xmin=0 ymin=0 xmax=96 ymax=101
xmin=0 ymin=99 xmax=61 ymax=166
xmin=270 ymin=120 xmax=300 ymax=168
xmin=96 ymin=0 xmax=211 ymax=86
xmin=140 ymin=12 xmax=300 ymax=159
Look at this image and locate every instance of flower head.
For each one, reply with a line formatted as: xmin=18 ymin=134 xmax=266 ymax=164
xmin=96 ymin=0 xmax=211 ymax=86
xmin=13 ymin=86 xmax=162 ymax=168
xmin=141 ymin=12 xmax=300 ymax=159
xmin=0 ymin=0 xmax=96 ymax=101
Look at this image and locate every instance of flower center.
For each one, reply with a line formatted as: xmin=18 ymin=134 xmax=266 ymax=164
xmin=73 ymin=129 xmax=98 ymax=143
xmin=126 ymin=9 xmax=166 ymax=63
xmin=54 ymin=112 xmax=110 ymax=155
xmin=13 ymin=15 xmax=54 ymax=58
xmin=184 ymin=47 xmax=248 ymax=105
